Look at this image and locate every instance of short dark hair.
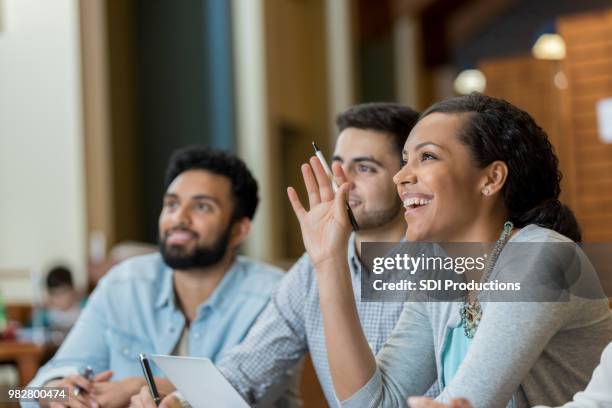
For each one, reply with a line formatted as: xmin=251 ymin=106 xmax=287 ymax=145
xmin=46 ymin=266 xmax=74 ymax=290
xmin=164 ymin=146 xmax=259 ymax=221
xmin=422 ymin=92 xmax=581 ymax=242
xmin=335 ymin=102 xmax=420 ymax=157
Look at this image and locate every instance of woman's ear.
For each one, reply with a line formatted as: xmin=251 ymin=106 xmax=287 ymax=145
xmin=228 ymin=217 xmax=252 ymax=248
xmin=480 ymin=160 xmax=508 ymax=196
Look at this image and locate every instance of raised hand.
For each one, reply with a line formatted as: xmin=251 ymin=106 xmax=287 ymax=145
xmin=287 ymin=157 xmax=353 ymax=269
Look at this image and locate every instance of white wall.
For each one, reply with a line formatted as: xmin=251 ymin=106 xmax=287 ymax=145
xmin=325 ymin=0 xmax=355 ymax=145
xmin=232 ymin=0 xmax=274 ymax=262
xmin=0 ymin=0 xmax=85 ymax=302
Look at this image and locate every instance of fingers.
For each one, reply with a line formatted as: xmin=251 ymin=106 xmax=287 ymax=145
xmin=129 ymin=385 xmax=155 ymax=408
xmin=66 ymin=375 xmax=93 ymax=394
xmin=333 ymin=182 xmax=353 ymax=222
xmin=406 ymin=396 xmax=471 ymax=408
xmin=159 ymin=393 xmax=182 ymax=408
xmin=93 ymin=370 xmax=113 ymax=382
xmin=331 ymin=161 xmax=348 ymax=185
xmin=66 ymin=394 xmax=94 ymax=408
xmin=69 ymin=391 xmax=97 ymax=408
xmin=451 ymin=398 xmax=473 ymax=408
xmin=301 ymin=163 xmax=321 ymax=208
xmin=287 ymin=187 xmax=306 ymax=222
xmin=310 ymin=156 xmax=335 ymax=202
xmin=61 ymin=376 xmax=98 ymax=408
xmin=288 ymin=157 xmax=348 ymax=224
xmin=154 ymin=377 xmax=176 ymax=396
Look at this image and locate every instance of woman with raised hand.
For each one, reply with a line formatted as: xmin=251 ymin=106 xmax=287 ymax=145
xmin=287 ymin=93 xmax=612 ymax=408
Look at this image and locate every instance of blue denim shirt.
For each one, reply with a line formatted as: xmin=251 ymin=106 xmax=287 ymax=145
xmin=29 ymin=253 xmax=283 ymax=386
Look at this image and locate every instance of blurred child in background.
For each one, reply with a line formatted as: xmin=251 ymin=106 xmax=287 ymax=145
xmin=32 ymin=266 xmax=85 ymax=345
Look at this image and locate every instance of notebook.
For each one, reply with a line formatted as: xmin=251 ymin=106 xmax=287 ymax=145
xmin=151 ymin=355 xmax=249 ymax=408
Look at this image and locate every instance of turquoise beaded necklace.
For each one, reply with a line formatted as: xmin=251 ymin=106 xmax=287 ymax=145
xmin=459 ymin=221 xmax=514 ymax=338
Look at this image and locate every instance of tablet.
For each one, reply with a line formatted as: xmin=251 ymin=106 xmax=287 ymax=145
xmin=151 ymin=355 xmax=249 ymax=408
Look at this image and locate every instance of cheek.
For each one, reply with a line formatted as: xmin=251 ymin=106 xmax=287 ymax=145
xmin=158 ymin=211 xmax=171 ymax=230
xmin=423 ymin=170 xmax=482 ymax=223
xmin=193 ymin=215 xmax=225 ymax=240
xmin=361 ymin=177 xmax=397 ymax=202
xmin=51 ymin=294 xmax=71 ymax=309
xmin=422 ymin=166 xmax=470 ymax=201
xmin=60 ymin=295 xmax=73 ymax=308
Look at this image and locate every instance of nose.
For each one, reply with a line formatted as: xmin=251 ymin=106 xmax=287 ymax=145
xmin=393 ymin=163 xmax=417 ymax=186
xmin=172 ymin=204 xmax=191 ymax=227
xmin=340 ymin=162 xmax=355 ymax=185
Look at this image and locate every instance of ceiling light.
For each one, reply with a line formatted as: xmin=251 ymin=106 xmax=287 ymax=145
xmin=532 ymin=33 xmax=566 ymax=60
xmin=454 ymin=69 xmax=486 ymax=95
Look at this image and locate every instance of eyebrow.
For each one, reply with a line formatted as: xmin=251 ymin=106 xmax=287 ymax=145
xmin=164 ymin=193 xmax=220 ymax=205
xmin=403 ymin=141 xmax=446 ymax=155
xmin=331 ymin=155 xmax=384 ymax=167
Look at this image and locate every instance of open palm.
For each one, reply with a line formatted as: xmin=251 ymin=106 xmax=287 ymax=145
xmin=287 ymin=157 xmax=353 ymax=269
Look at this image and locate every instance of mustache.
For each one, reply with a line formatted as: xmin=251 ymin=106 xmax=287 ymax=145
xmin=164 ymin=226 xmax=199 ymax=239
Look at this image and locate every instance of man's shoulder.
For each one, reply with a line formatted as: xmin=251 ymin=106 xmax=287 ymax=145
xmin=235 ymin=256 xmax=285 ymax=292
xmin=101 ymin=253 xmax=168 ymax=286
xmin=237 ymin=255 xmax=284 ymax=277
xmin=279 ymin=252 xmax=318 ymax=292
xmin=286 ymin=252 xmax=314 ymax=273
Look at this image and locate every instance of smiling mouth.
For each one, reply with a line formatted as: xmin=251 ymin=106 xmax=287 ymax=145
xmin=167 ymin=230 xmax=197 ymax=245
xmin=403 ymin=197 xmax=432 ymax=210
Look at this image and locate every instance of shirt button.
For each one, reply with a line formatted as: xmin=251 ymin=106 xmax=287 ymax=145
xmin=193 ymin=332 xmax=200 ymax=339
xmin=123 ymin=348 xmax=130 ymax=356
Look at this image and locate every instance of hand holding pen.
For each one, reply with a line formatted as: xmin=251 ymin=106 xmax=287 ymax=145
xmin=287 ymin=153 xmax=355 ymax=269
xmin=73 ymin=366 xmax=94 ymax=397
xmin=312 ymin=142 xmax=359 ymax=231
xmin=42 ymin=367 xmax=112 ymax=408
xmin=139 ymin=354 xmax=161 ymax=406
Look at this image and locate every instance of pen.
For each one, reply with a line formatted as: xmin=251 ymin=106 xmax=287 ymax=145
xmin=139 ymin=354 xmax=161 ymax=406
xmin=311 ymin=142 xmax=360 ymax=231
xmin=73 ymin=366 xmax=93 ymax=396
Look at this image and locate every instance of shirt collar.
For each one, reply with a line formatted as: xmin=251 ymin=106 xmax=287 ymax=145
xmin=348 ymin=232 xmax=360 ymax=276
xmin=348 ymin=232 xmax=408 ymax=277
xmin=155 ymin=260 xmax=175 ymax=309
xmin=154 ymin=257 xmax=244 ymax=312
xmin=198 ymin=257 xmax=243 ymax=312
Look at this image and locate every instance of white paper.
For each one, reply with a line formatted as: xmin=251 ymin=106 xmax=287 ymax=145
xmin=151 ymin=355 xmax=250 ymax=408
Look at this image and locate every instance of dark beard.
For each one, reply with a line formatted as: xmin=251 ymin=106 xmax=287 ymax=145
xmin=159 ymin=226 xmax=231 ymax=270
xmin=357 ymin=197 xmax=403 ymax=230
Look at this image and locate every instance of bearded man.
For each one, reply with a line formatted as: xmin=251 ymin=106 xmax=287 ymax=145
xmin=30 ymin=146 xmax=283 ymax=408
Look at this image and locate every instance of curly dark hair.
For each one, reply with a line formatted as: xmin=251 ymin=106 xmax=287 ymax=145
xmin=336 ymin=102 xmax=420 ymax=161
xmin=164 ymin=146 xmax=259 ymax=221
xmin=422 ymin=92 xmax=581 ymax=242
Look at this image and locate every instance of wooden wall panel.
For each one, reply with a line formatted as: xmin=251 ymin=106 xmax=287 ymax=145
xmin=559 ymin=10 xmax=612 ymax=242
xmin=479 ymin=56 xmax=571 ymax=203
xmin=478 ymin=9 xmax=612 ymax=242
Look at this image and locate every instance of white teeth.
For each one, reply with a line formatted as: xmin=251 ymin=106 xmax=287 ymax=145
xmin=403 ymin=197 xmax=432 ymax=208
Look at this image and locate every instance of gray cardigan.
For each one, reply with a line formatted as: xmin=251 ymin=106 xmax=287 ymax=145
xmin=341 ymin=225 xmax=612 ymax=408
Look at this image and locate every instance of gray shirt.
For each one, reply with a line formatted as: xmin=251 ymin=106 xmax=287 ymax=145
xmin=343 ymin=225 xmax=612 ymax=408
xmin=216 ymin=234 xmax=436 ymax=407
